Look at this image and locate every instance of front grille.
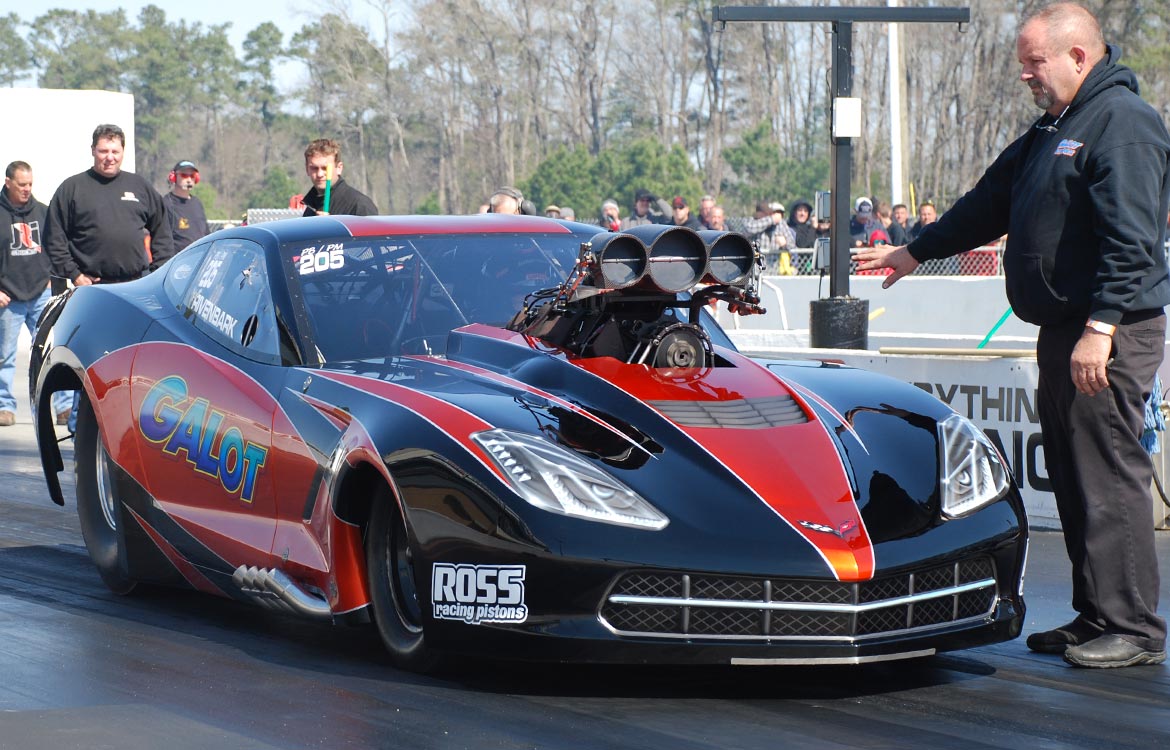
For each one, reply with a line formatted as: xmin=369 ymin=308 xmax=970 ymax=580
xmin=647 ymin=395 xmax=808 ymax=428
xmin=600 ymin=557 xmax=998 ymax=641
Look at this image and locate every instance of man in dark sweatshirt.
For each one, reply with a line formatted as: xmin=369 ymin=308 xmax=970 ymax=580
xmin=45 ymin=123 xmax=174 ymax=287
xmin=45 ymin=123 xmax=174 ymax=432
xmin=0 ymin=162 xmax=70 ymax=426
xmin=301 ymin=138 xmax=378 ymax=217
xmin=858 ymin=3 xmax=1169 ymax=668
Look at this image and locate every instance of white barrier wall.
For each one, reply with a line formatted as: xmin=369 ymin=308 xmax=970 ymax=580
xmin=0 ymin=89 xmax=136 ymax=199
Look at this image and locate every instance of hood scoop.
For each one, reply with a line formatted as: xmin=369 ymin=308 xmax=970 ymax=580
xmin=647 ymin=394 xmax=808 ymax=429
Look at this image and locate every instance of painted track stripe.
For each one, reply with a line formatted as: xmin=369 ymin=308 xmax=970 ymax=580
xmin=405 ymin=355 xmax=653 ymax=459
xmin=306 ymin=369 xmax=507 ymax=483
xmin=124 ymin=505 xmax=224 ymax=596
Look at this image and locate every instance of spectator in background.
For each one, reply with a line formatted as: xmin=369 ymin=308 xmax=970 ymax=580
xmin=621 ymin=188 xmax=671 ymax=229
xmin=876 ymin=200 xmax=908 ymax=246
xmin=599 ymin=199 xmax=621 ymax=231
xmin=669 ymin=196 xmax=703 ymax=229
xmin=560 ymin=207 xmax=575 ymax=221
xmin=892 ymin=203 xmax=911 ymax=232
xmin=544 ymin=204 xmax=561 ymax=218
xmin=489 ymin=187 xmax=521 ymax=214
xmin=708 ymin=205 xmax=727 ymax=231
xmin=849 ymin=197 xmax=881 ymax=247
xmin=699 ymin=194 xmax=716 ymax=229
xmin=0 ymin=161 xmax=70 ymax=427
xmin=745 ymin=200 xmax=796 ymax=275
xmin=301 ymin=138 xmax=378 ymax=217
xmin=788 ymin=200 xmax=816 ymax=248
xmin=815 ymin=215 xmax=832 ymax=241
xmin=164 ymin=159 xmax=209 ymax=251
xmin=46 ymin=123 xmax=175 ymax=432
xmin=46 ymin=124 xmax=174 ymax=289
xmin=908 ymin=199 xmax=938 ymax=241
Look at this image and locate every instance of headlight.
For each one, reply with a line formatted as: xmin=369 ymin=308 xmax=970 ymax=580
xmin=937 ymin=413 xmax=1010 ymax=518
xmin=471 ymin=429 xmax=669 ymax=530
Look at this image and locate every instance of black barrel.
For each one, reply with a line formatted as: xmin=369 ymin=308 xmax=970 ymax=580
xmin=809 ymin=297 xmax=869 ymax=349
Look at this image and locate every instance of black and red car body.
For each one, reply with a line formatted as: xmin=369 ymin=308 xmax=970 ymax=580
xmin=30 ymin=214 xmax=1027 ymax=669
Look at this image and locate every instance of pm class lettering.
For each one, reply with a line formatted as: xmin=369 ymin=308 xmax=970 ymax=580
xmin=915 ymin=381 xmax=1051 ymax=493
xmin=138 ymin=375 xmax=269 ymax=502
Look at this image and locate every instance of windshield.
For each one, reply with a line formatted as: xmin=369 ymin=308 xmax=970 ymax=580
xmin=289 ymin=232 xmax=581 ymax=361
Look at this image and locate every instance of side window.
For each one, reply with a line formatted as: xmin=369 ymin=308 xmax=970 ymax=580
xmin=162 ymin=242 xmax=210 ymax=308
xmin=182 ymin=239 xmax=280 ymax=364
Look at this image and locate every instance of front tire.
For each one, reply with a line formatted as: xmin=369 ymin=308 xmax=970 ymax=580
xmin=366 ymin=489 xmax=439 ymax=671
xmin=74 ymin=391 xmax=137 ymax=595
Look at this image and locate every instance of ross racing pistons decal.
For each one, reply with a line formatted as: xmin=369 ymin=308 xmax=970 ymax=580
xmin=431 ymin=563 xmax=528 ymax=625
xmin=138 ymin=375 xmax=269 ymax=503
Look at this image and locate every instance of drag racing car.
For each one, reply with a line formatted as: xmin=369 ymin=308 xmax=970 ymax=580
xmin=30 ymin=214 xmax=1027 ymax=670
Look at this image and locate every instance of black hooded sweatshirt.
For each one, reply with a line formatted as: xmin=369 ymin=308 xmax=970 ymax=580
xmin=0 ymin=189 xmax=51 ymax=301
xmin=908 ymin=45 xmax=1170 ymax=327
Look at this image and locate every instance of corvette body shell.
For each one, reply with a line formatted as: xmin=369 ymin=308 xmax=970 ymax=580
xmin=30 ymin=215 xmax=1026 ymax=665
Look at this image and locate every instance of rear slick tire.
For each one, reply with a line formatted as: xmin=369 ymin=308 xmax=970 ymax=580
xmin=366 ymin=491 xmax=440 ymax=672
xmin=74 ymin=392 xmax=137 ymax=595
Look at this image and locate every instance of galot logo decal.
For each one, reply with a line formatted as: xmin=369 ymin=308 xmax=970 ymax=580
xmin=799 ymin=519 xmax=859 ymax=539
xmin=138 ymin=375 xmax=268 ymax=502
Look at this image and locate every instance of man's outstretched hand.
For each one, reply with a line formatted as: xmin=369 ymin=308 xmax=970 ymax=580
xmin=854 ymin=245 xmax=920 ymax=288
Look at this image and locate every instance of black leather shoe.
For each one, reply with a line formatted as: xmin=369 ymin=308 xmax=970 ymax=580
xmin=1026 ymin=618 xmax=1102 ymax=654
xmin=1062 ymin=634 xmax=1166 ymax=668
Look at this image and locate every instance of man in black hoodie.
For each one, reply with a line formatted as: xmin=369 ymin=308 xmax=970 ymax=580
xmin=858 ymin=3 xmax=1170 ymax=668
xmin=301 ymin=139 xmax=378 ymax=217
xmin=0 ymin=162 xmax=70 ymax=426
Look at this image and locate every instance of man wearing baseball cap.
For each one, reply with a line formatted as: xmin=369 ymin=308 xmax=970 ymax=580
xmin=669 ymin=196 xmax=702 ymax=229
xmin=849 ymin=197 xmax=880 ymax=247
xmin=744 ymin=199 xmax=796 ymax=274
xmin=164 ymin=159 xmax=209 ymax=250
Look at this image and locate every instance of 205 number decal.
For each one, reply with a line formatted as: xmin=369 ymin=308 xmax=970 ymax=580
xmin=298 ymin=244 xmax=345 ymax=275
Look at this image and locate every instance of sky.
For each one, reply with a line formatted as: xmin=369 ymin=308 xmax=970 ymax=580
xmin=19 ymin=1 xmax=337 ymax=91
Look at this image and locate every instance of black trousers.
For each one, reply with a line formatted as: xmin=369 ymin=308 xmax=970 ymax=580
xmin=1037 ymin=311 xmax=1167 ymax=651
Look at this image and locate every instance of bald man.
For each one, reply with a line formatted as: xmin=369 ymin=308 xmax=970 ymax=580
xmin=858 ymin=2 xmax=1170 ymax=668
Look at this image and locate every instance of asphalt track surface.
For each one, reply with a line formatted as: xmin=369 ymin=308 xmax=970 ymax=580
xmin=1 ymin=346 xmax=1169 ymax=749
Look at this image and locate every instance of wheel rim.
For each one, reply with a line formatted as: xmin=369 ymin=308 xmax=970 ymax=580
xmin=390 ymin=518 xmax=423 ymax=632
xmin=94 ymin=437 xmax=118 ymax=531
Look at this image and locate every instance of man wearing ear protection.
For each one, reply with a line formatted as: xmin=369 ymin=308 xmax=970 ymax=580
xmin=164 ymin=160 xmax=209 ymax=250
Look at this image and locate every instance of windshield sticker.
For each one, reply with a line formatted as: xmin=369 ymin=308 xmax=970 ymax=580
xmin=189 ymin=290 xmax=238 ymax=338
xmin=431 ymin=563 xmax=528 ymax=624
xmin=196 ymin=251 xmax=228 ymax=289
xmin=297 ymin=243 xmax=346 ymax=275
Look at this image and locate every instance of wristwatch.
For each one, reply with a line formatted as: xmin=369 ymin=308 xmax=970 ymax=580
xmin=1085 ymin=319 xmax=1117 ymax=336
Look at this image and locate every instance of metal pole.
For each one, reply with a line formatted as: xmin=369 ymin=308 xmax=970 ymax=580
xmin=830 ymin=20 xmax=852 ymax=299
xmin=888 ymin=0 xmax=904 ymax=207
